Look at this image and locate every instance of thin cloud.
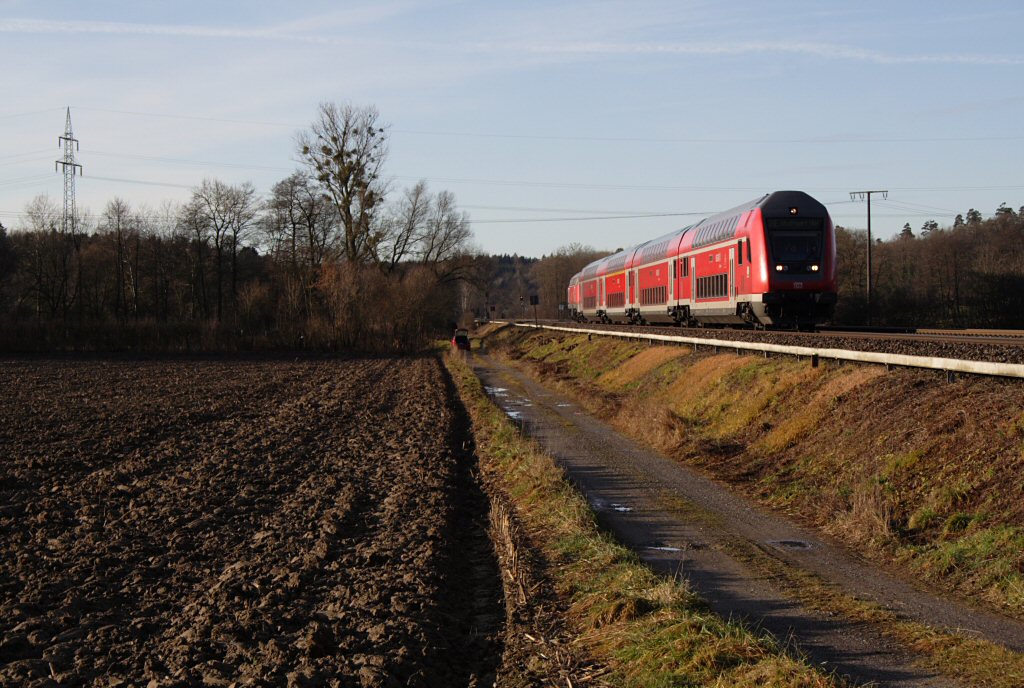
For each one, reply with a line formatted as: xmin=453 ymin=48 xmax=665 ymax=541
xmin=468 ymin=40 xmax=1024 ymax=66
xmin=0 ymin=17 xmax=332 ymax=44
xmin=6 ymin=17 xmax=1022 ymax=66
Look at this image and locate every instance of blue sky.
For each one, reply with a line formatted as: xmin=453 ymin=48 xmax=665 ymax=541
xmin=2 ymin=1 xmax=1022 ymax=256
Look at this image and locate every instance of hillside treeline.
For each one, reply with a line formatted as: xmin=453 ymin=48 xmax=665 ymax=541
xmin=0 ymin=103 xmax=478 ymax=353
xmin=834 ymin=204 xmax=1024 ymax=327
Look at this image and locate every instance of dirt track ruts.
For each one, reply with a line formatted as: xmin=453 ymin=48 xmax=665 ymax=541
xmin=0 ymin=356 xmax=501 ymax=687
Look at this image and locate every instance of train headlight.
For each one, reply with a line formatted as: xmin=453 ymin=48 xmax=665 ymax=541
xmin=810 ymin=264 xmax=820 ymax=272
xmin=775 ymin=264 xmax=785 ymax=272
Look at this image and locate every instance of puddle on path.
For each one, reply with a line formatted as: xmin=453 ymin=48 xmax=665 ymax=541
xmin=589 ymin=497 xmax=633 ymax=513
xmin=768 ymin=539 xmax=815 ymax=551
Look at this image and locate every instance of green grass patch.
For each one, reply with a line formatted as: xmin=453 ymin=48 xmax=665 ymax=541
xmin=910 ymin=524 xmax=1024 ymax=614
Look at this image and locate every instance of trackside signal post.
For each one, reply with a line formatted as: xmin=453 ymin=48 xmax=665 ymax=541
xmin=850 ymin=189 xmax=887 ymax=325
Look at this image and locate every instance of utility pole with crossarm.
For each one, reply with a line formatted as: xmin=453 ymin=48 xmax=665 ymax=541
xmin=849 ymin=189 xmax=887 ymax=325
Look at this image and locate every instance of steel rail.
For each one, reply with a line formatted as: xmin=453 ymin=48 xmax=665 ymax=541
xmin=507 ymin=323 xmax=1024 ymax=380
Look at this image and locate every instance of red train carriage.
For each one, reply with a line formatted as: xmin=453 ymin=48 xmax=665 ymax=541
xmin=567 ymin=191 xmax=836 ymax=328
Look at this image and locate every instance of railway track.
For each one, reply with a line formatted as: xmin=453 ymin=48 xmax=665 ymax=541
xmin=819 ymin=325 xmax=1024 ymax=345
xmin=504 ymin=320 xmax=1024 ymax=366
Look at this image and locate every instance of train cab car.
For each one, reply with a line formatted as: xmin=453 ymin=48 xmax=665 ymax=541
xmin=736 ymin=191 xmax=837 ymax=326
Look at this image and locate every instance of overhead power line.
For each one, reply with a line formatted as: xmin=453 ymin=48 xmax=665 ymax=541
xmin=469 ymin=211 xmax=707 ymax=225
xmin=68 ymin=106 xmax=1024 ymax=145
xmin=88 ymin=175 xmax=200 ymax=190
xmin=84 ymin=149 xmax=293 ymax=172
xmin=8 ymin=145 xmax=1024 ymax=195
xmin=873 ymin=198 xmax=958 ymax=215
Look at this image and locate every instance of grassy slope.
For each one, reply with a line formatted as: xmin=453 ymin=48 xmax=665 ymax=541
xmin=444 ymin=347 xmax=837 ymax=687
xmin=490 ymin=326 xmax=1024 ymax=619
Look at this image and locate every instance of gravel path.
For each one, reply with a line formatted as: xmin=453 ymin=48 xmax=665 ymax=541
xmin=473 ymin=353 xmax=1024 ymax=687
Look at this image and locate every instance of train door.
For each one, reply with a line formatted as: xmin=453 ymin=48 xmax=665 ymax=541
xmin=628 ymin=270 xmax=635 ymax=306
xmin=669 ymin=260 xmax=675 ymax=304
xmin=728 ymin=247 xmax=736 ymax=305
xmin=690 ymin=257 xmax=696 ymax=302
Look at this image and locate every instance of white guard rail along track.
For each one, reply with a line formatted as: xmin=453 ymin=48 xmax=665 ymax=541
xmin=507 ymin=323 xmax=1024 ymax=380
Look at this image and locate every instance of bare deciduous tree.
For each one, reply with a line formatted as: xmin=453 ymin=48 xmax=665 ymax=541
xmin=298 ymin=103 xmax=389 ymax=264
xmin=264 ymin=172 xmax=340 ymax=271
xmin=419 ymin=190 xmax=472 ymax=282
xmin=377 ymin=180 xmax=430 ymax=273
xmin=376 ymin=181 xmax=472 ymax=281
xmin=185 ymin=179 xmax=260 ymax=322
xmin=102 ymin=198 xmax=135 ymax=321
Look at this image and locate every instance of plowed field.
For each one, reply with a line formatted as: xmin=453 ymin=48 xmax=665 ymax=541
xmin=0 ymin=357 xmax=501 ymax=687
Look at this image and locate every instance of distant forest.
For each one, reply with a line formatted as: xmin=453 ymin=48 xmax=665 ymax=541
xmin=833 ymin=204 xmax=1024 ymax=327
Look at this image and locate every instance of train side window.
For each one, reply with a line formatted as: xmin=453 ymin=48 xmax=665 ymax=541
xmin=746 ymin=239 xmax=752 ymax=263
xmin=737 ymin=240 xmax=743 ymax=265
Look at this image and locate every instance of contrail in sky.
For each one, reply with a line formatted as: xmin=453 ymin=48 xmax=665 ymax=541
xmin=2 ymin=18 xmax=1022 ymax=66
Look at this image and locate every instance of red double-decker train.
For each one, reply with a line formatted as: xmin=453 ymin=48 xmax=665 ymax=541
xmin=566 ymin=191 xmax=837 ymax=328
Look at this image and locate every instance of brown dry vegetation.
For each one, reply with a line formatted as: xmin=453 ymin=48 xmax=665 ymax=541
xmin=492 ymin=326 xmax=1024 ymax=617
xmin=0 ymin=356 xmax=501 ymax=687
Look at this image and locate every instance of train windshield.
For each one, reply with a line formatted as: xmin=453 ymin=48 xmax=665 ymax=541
xmin=765 ymin=218 xmax=823 ymax=262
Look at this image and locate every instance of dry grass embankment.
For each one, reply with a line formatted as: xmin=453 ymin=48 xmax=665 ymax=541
xmin=482 ymin=326 xmax=1024 ymax=685
xmin=490 ymin=326 xmax=1024 ymax=620
xmin=444 ymin=346 xmax=838 ymax=687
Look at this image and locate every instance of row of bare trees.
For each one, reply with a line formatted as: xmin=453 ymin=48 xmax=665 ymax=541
xmin=0 ymin=103 xmax=477 ymax=352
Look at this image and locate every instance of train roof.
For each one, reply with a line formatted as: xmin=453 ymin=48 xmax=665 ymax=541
xmin=633 ymin=228 xmax=688 ymax=266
